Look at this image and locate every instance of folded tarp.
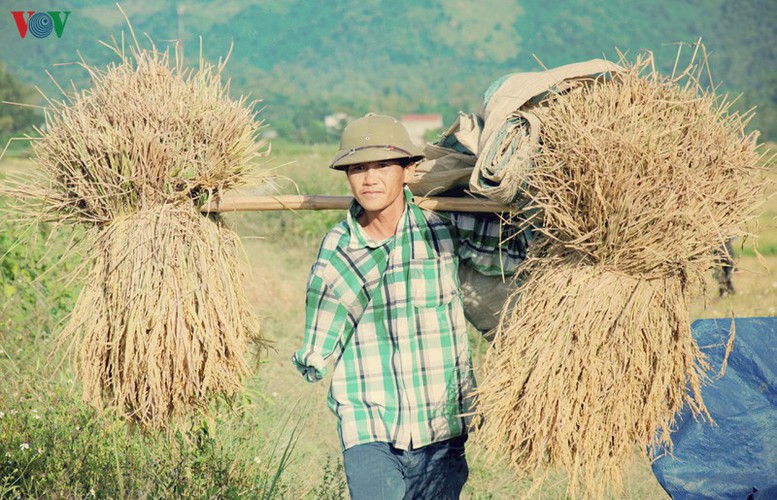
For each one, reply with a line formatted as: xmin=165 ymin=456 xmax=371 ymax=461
xmin=473 ymin=59 xmax=622 ymax=204
xmin=652 ymin=317 xmax=777 ymax=499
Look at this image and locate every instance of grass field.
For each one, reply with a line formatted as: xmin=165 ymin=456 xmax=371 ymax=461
xmin=1 ymin=141 xmax=774 ymax=498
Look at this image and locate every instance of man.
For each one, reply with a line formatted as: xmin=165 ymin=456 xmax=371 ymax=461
xmin=291 ymin=113 xmax=531 ymax=499
xmin=713 ymin=238 xmax=736 ymax=297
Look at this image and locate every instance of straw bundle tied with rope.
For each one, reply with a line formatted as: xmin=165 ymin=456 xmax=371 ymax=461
xmin=473 ymin=51 xmax=767 ymax=497
xmin=4 ymin=33 xmax=268 ymax=428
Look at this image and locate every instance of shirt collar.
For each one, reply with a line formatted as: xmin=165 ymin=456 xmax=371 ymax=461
xmin=347 ymin=186 xmax=415 ymax=249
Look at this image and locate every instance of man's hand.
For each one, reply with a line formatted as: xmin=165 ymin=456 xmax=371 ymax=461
xmin=291 ymin=352 xmax=327 ymax=382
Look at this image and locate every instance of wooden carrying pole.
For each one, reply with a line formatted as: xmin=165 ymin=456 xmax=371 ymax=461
xmin=201 ymin=195 xmax=512 ymax=213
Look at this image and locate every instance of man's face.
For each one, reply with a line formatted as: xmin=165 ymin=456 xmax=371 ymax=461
xmin=346 ymin=160 xmax=415 ymax=214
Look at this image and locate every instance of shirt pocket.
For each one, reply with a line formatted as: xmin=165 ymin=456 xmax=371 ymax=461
xmin=409 ymin=255 xmax=458 ymax=308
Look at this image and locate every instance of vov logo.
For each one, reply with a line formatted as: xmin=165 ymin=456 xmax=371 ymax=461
xmin=11 ymin=11 xmax=71 ymax=39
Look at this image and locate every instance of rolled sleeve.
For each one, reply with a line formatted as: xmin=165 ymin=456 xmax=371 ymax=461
xmin=292 ymin=269 xmax=353 ymax=383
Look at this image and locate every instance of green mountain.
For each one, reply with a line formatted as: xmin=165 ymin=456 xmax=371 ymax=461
xmin=1 ymin=0 xmax=775 ymax=141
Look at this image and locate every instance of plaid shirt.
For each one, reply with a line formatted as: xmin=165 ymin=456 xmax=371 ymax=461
xmin=293 ymin=187 xmax=530 ymax=451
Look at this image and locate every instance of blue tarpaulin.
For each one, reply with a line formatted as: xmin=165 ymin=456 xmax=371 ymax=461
xmin=652 ymin=317 xmax=777 ymax=499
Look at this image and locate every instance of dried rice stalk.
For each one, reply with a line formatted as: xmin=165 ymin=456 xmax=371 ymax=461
xmin=67 ymin=205 xmax=259 ymax=428
xmin=25 ymin=46 xmax=263 ymax=223
xmin=474 ymin=50 xmax=766 ymax=497
xmin=5 ymin=36 xmax=268 ymax=428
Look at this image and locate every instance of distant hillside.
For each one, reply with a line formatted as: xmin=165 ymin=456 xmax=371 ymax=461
xmin=1 ymin=0 xmax=775 ymax=141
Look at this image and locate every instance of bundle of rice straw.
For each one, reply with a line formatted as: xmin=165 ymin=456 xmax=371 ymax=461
xmin=473 ymin=50 xmax=766 ymax=497
xmin=6 ymin=35 xmax=267 ymax=428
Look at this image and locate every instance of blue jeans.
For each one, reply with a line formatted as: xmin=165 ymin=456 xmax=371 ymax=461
xmin=342 ymin=434 xmax=469 ymax=500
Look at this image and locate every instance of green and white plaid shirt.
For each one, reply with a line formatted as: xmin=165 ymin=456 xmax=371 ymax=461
xmin=293 ymin=187 xmax=530 ymax=451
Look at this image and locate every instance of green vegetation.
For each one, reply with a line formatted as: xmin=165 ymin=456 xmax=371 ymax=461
xmin=0 ymin=402 xmax=298 ymax=498
xmin=0 ymin=65 xmax=38 ymax=144
xmin=0 ymin=214 xmax=78 ymax=346
xmin=0 ymin=0 xmax=774 ymax=143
